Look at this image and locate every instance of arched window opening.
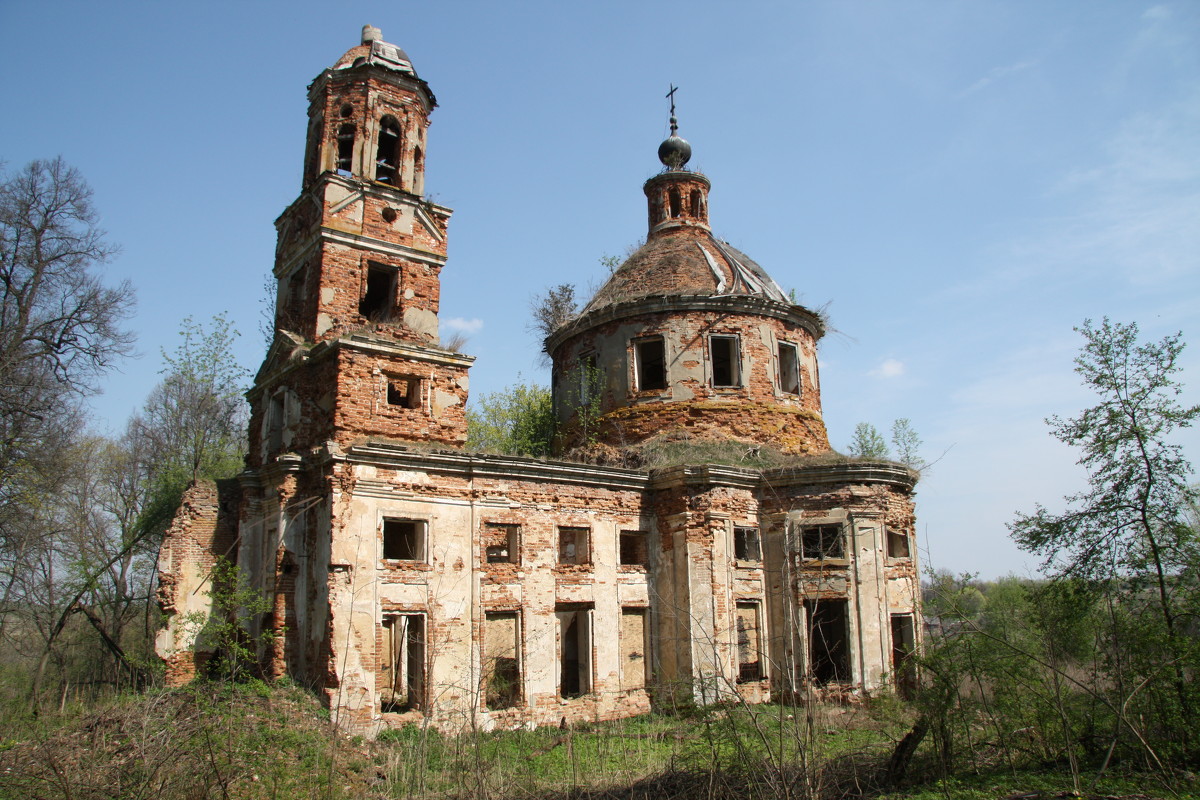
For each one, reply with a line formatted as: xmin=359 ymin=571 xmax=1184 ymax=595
xmin=690 ymin=190 xmax=704 ymax=219
xmin=376 ymin=117 xmax=401 ymax=185
xmin=668 ymin=188 xmax=682 ymax=218
xmin=339 ymin=103 xmax=353 ymax=118
xmin=336 ymin=124 xmax=355 ymax=175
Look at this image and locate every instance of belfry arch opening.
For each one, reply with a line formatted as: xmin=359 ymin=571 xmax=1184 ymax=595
xmin=376 ymin=116 xmax=401 ymax=185
xmin=336 ymin=124 xmax=355 ymax=175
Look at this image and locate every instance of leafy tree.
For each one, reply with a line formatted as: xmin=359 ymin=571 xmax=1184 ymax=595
xmin=466 ymin=379 xmax=555 ymax=457
xmin=1010 ymin=317 xmax=1200 ymax=752
xmin=847 ymin=422 xmax=889 ymax=459
xmin=891 ymin=418 xmax=925 ymax=469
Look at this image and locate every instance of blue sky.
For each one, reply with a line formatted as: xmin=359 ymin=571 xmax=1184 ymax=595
xmin=2 ymin=1 xmax=1197 ymax=577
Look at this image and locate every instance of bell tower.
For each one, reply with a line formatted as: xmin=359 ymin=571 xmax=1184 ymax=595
xmin=248 ymin=25 xmax=473 ymax=467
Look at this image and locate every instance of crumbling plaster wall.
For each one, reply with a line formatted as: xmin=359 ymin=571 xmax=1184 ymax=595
xmin=156 ymin=479 xmax=242 ymax=685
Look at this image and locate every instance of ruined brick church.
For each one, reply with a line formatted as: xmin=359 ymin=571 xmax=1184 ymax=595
xmin=156 ymin=26 xmax=920 ymax=733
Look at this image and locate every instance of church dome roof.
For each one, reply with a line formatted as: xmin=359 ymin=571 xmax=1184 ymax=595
xmin=332 ymin=25 xmax=418 ymax=77
xmin=584 ymin=232 xmax=789 ymax=313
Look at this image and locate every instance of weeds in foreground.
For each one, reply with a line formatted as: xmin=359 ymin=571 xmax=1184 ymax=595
xmin=0 ymin=683 xmax=1189 ymax=800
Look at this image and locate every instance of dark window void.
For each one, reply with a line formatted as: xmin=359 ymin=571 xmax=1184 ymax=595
xmin=887 ymin=528 xmax=911 ymax=559
xmin=412 ymin=146 xmax=423 ymax=192
xmin=806 ymin=598 xmax=850 ymax=684
xmin=382 ymin=519 xmax=425 ymax=561
xmin=736 ymin=602 xmax=763 ymax=682
xmin=891 ymin=613 xmax=917 ymax=698
xmin=635 ymin=338 xmax=667 ymax=391
xmin=558 ymin=527 xmax=589 ymax=565
xmin=778 ymin=342 xmax=801 ymax=395
xmin=711 ymin=336 xmax=740 ymax=387
xmin=387 ymin=375 xmax=421 ymax=409
xmin=485 ymin=524 xmax=519 ymax=564
xmin=620 ymin=607 xmax=648 ymax=690
xmin=668 ymin=188 xmax=682 ymax=218
xmin=558 ymin=604 xmax=592 ymax=697
xmin=381 ymin=614 xmax=425 ymax=711
xmin=690 ymin=189 xmax=703 ymax=219
xmin=375 ymin=116 xmax=401 ymax=185
xmin=619 ymin=531 xmax=649 ymax=567
xmin=579 ymin=353 xmax=599 ymax=404
xmin=336 ymin=124 xmax=355 ymax=175
xmin=266 ymin=393 xmax=285 ymax=452
xmin=484 ymin=611 xmax=520 ymax=709
xmin=360 ymin=264 xmax=396 ymax=321
xmin=734 ymin=526 xmax=761 ymax=562
xmin=801 ymin=524 xmax=844 ymax=560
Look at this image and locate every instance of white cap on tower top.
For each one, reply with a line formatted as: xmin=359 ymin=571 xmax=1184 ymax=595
xmin=362 ymin=25 xmax=382 ymax=44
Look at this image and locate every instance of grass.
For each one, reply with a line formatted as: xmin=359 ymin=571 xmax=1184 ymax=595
xmin=0 ymin=682 xmax=1190 ymax=800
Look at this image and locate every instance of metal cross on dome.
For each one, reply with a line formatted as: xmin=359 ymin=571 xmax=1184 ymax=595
xmin=665 ymin=84 xmax=679 ymax=134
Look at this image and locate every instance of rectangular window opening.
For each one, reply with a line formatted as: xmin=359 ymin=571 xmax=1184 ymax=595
xmin=485 ymin=524 xmax=519 ymax=564
xmin=887 ymin=528 xmax=911 ymax=559
xmin=736 ymin=601 xmax=763 ymax=682
xmin=381 ymin=614 xmax=425 ymax=712
xmin=558 ymin=526 xmax=589 ymax=565
xmin=778 ymin=342 xmax=801 ymax=396
xmin=805 ymin=598 xmax=850 ymax=684
xmin=634 ymin=338 xmax=667 ymax=391
xmin=557 ymin=604 xmax=593 ymax=698
xmin=619 ymin=607 xmax=649 ymax=691
xmin=383 ymin=519 xmax=426 ymax=561
xmin=386 ymin=375 xmax=422 ymax=409
xmin=710 ymin=335 xmax=740 ymax=387
xmin=800 ymin=524 xmax=844 ymax=560
xmin=579 ymin=353 xmax=599 ymax=404
xmin=619 ymin=530 xmax=649 ymax=567
xmin=891 ymin=613 xmax=917 ymax=698
xmin=360 ymin=263 xmax=396 ymax=321
xmin=734 ymin=526 xmax=761 ymax=562
xmin=484 ymin=611 xmax=521 ymax=710
xmin=266 ymin=393 xmax=285 ymax=452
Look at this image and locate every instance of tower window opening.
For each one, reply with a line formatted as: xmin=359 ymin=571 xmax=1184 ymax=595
xmin=634 ymin=338 xmax=667 ymax=391
xmin=579 ymin=353 xmax=600 ymax=405
xmin=805 ymin=598 xmax=851 ymax=684
xmin=382 ymin=518 xmax=426 ymax=562
xmin=734 ymin=526 xmax=761 ymax=562
xmin=360 ymin=263 xmax=396 ymax=321
xmin=800 ymin=524 xmax=844 ymax=560
xmin=336 ymin=124 xmax=355 ymax=175
xmin=887 ymin=528 xmax=911 ymax=559
xmin=376 ymin=117 xmax=401 ymax=185
xmin=690 ymin=189 xmax=703 ymax=219
xmin=891 ymin=613 xmax=917 ymax=697
xmin=668 ymin=188 xmax=682 ymax=218
xmin=710 ymin=335 xmax=740 ymax=387
xmin=778 ymin=342 xmax=801 ymax=395
xmin=386 ymin=375 xmax=422 ymax=409
xmin=339 ymin=103 xmax=353 ymax=118
xmin=381 ymin=614 xmax=425 ymax=711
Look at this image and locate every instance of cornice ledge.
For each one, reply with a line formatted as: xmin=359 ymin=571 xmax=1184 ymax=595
xmin=342 ymin=443 xmax=651 ymax=490
xmin=334 ymin=335 xmax=476 ymax=366
xmin=547 ymin=293 xmax=823 ymax=352
xmin=762 ymin=461 xmax=918 ymax=490
xmin=648 ymin=463 xmax=761 ymax=490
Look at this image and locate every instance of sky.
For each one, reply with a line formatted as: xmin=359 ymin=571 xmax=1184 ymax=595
xmin=2 ymin=1 xmax=1197 ymax=578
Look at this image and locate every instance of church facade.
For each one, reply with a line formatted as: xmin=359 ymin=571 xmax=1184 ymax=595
xmin=155 ymin=26 xmax=921 ymax=733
